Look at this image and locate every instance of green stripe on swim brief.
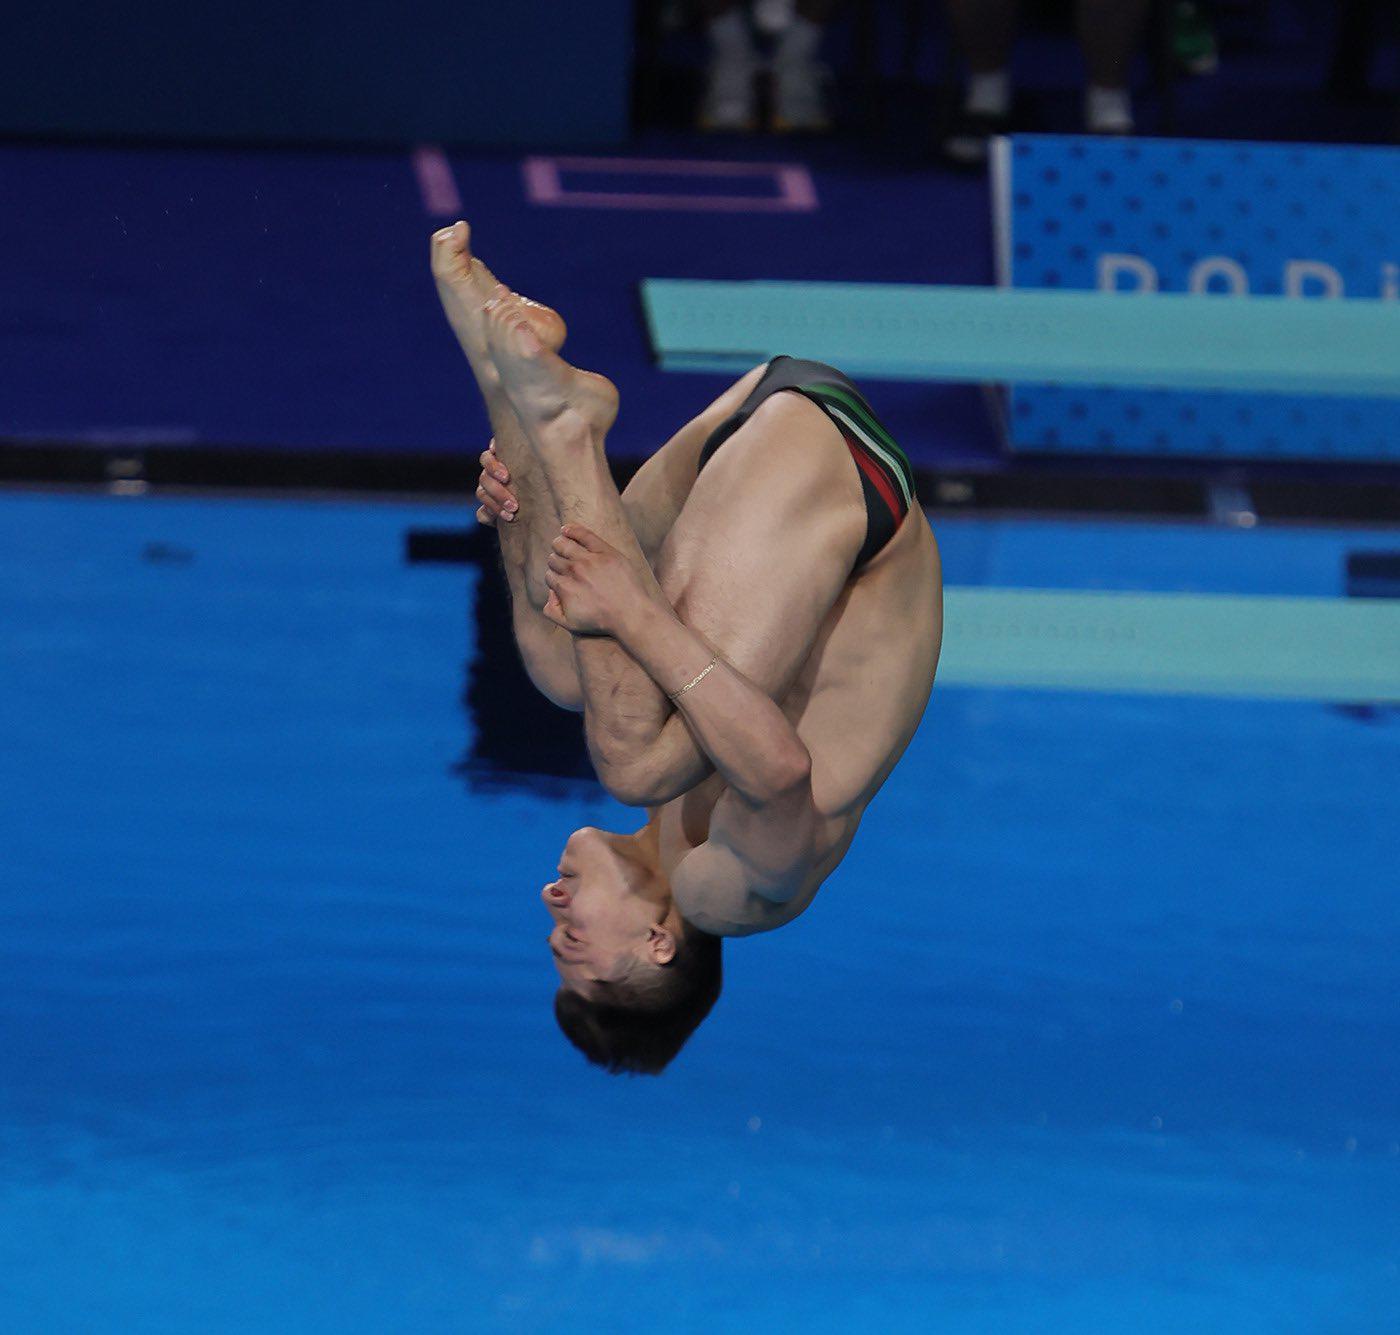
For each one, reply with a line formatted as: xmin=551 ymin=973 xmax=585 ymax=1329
xmin=821 ymin=401 xmax=917 ymax=511
xmin=822 ymin=402 xmax=916 ymax=510
xmin=801 ymin=382 xmax=914 ymax=475
xmin=804 ymin=382 xmax=905 ymax=457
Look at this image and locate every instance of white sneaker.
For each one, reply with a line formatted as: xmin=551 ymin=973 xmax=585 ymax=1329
xmin=754 ymin=0 xmax=797 ymax=35
xmin=772 ymin=59 xmax=831 ymax=133
xmin=1085 ymin=86 xmax=1135 ymax=136
xmin=699 ymin=56 xmax=759 ymax=132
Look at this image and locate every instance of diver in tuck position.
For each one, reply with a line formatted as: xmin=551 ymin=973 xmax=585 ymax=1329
xmin=431 ymin=222 xmax=942 ymax=1074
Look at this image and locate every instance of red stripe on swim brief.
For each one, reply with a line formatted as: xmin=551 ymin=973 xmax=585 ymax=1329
xmin=844 ymin=430 xmax=904 ymax=520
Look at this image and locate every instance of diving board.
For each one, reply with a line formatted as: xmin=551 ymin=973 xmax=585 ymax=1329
xmin=939 ymin=588 xmax=1400 ymax=701
xmin=641 ymin=280 xmax=1400 ymax=398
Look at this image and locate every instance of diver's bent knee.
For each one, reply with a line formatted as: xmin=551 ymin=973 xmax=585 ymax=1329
xmin=596 ymin=762 xmax=691 ymax=809
xmin=525 ymin=662 xmax=584 ymax=712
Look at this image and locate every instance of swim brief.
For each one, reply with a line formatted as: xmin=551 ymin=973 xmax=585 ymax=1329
xmin=696 ymin=356 xmax=917 ymax=570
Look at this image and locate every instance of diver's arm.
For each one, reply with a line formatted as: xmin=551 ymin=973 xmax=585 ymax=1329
xmin=613 ymin=599 xmax=814 ymax=808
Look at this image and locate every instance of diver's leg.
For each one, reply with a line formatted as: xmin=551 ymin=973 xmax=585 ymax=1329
xmin=430 ymin=223 xmax=582 ymax=706
xmin=480 ymin=293 xmax=864 ymax=806
xmin=479 ymin=289 xmax=657 ymax=595
xmin=430 ymin=221 xmax=569 ymax=609
xmin=479 ymin=290 xmax=691 ymax=791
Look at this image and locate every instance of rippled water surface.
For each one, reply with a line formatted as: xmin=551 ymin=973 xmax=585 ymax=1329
xmin=2 ymin=493 xmax=1397 ymax=1332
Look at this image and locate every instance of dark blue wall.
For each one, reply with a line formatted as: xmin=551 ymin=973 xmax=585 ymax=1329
xmin=1 ymin=2 xmax=632 ymax=147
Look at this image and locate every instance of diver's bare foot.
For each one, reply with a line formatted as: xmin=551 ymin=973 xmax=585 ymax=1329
xmin=430 ymin=221 xmax=566 ymax=380
xmin=483 ymin=285 xmax=619 ymax=444
xmin=464 ymin=245 xmax=566 ymax=353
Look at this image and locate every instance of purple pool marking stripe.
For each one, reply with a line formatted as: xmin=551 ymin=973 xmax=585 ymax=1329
xmin=522 ymin=156 xmax=818 ymax=213
xmin=412 ymin=145 xmax=463 ymax=217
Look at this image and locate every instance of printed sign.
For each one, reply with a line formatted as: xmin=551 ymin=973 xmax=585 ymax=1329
xmin=991 ymin=135 xmax=1400 ymax=461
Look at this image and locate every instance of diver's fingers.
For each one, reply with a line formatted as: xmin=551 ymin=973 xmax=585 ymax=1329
xmin=542 ymin=591 xmax=568 ymax=628
xmin=478 ymin=471 xmax=517 ymax=518
xmin=559 ymin=523 xmax=606 ymax=553
xmin=479 ymin=445 xmax=508 ymax=485
xmin=550 ymin=534 xmax=588 ymax=560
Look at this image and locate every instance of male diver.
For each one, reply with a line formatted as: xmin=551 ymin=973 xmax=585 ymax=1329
xmin=431 ymin=222 xmax=942 ymax=1073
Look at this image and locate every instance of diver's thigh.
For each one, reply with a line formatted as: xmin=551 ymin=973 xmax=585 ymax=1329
xmin=659 ymin=395 xmax=865 ymax=694
xmin=620 ymin=363 xmax=770 ymax=564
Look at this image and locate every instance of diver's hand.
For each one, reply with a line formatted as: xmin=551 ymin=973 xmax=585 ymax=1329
xmin=475 ymin=441 xmax=518 ymax=528
xmin=541 ymin=525 xmax=655 ymax=636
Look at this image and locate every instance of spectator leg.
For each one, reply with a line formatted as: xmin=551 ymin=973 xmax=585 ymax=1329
xmin=945 ymin=0 xmax=1020 ymax=77
xmin=698 ymin=0 xmax=761 ymax=130
xmin=1077 ymin=0 xmax=1149 ymax=91
xmin=940 ymin=0 xmax=1019 ymax=164
xmin=1077 ymin=0 xmax=1149 ymax=132
xmin=773 ymin=0 xmax=841 ymax=130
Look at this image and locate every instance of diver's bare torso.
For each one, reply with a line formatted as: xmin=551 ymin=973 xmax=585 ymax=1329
xmin=636 ymin=388 xmax=943 ymax=936
xmin=430 ymin=226 xmax=940 ymax=942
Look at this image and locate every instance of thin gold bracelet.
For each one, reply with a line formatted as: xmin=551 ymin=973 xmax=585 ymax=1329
xmin=669 ymin=655 xmax=718 ymax=702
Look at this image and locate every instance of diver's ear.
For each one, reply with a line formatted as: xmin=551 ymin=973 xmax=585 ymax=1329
xmin=646 ymin=924 xmax=677 ymax=966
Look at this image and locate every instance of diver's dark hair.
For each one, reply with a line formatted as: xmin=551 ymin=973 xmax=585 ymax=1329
xmin=553 ymin=927 xmax=722 ymax=1076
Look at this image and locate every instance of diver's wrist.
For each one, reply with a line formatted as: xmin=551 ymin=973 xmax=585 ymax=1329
xmin=621 ymin=601 xmax=715 ymax=702
xmin=613 ymin=592 xmax=671 ymax=651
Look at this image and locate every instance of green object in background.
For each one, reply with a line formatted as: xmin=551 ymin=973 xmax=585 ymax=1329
xmin=641 ymin=279 xmax=1400 ymax=397
xmin=940 ymin=588 xmax=1400 ymax=702
xmin=1173 ymin=1 xmax=1219 ymax=76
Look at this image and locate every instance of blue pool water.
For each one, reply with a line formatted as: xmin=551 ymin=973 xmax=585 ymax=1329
xmin=1 ymin=492 xmax=1397 ymax=1332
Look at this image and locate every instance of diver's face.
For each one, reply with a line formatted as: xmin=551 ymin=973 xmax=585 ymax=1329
xmin=541 ymin=827 xmax=671 ymax=998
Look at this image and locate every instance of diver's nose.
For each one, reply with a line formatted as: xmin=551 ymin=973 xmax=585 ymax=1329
xmin=542 ymin=881 xmax=570 ymax=908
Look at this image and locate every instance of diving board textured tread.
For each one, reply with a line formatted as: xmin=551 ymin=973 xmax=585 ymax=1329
xmin=940 ymin=588 xmax=1400 ymax=701
xmin=641 ymin=280 xmax=1400 ymax=396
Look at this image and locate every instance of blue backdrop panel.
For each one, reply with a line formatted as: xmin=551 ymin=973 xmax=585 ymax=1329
xmin=0 ymin=2 xmax=630 ymax=148
xmin=994 ymin=135 xmax=1400 ymax=462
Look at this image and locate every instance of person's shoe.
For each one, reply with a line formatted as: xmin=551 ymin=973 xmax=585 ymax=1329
xmin=941 ymin=109 xmax=1011 ymax=167
xmin=754 ymin=0 xmax=796 ymax=36
xmin=698 ymin=56 xmax=759 ymax=132
xmin=771 ymin=58 xmax=832 ymax=133
xmin=1085 ymin=85 xmax=1135 ymax=136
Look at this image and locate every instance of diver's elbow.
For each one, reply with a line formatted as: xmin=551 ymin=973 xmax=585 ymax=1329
xmin=597 ymin=757 xmax=691 ymax=808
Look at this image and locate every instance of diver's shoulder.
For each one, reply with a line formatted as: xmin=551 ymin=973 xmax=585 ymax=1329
xmin=672 ymin=842 xmax=807 ymax=938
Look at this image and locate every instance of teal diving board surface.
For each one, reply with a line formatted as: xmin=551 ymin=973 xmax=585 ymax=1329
xmin=940 ymin=588 xmax=1400 ymax=702
xmin=640 ymin=280 xmax=1400 ymax=397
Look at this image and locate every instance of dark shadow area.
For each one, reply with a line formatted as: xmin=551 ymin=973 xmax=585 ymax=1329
xmin=405 ymin=525 xmax=599 ymax=797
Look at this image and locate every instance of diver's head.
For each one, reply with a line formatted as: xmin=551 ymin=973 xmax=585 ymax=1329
xmin=544 ymin=825 xmax=722 ymax=1074
xmin=542 ymin=826 xmax=679 ymax=989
